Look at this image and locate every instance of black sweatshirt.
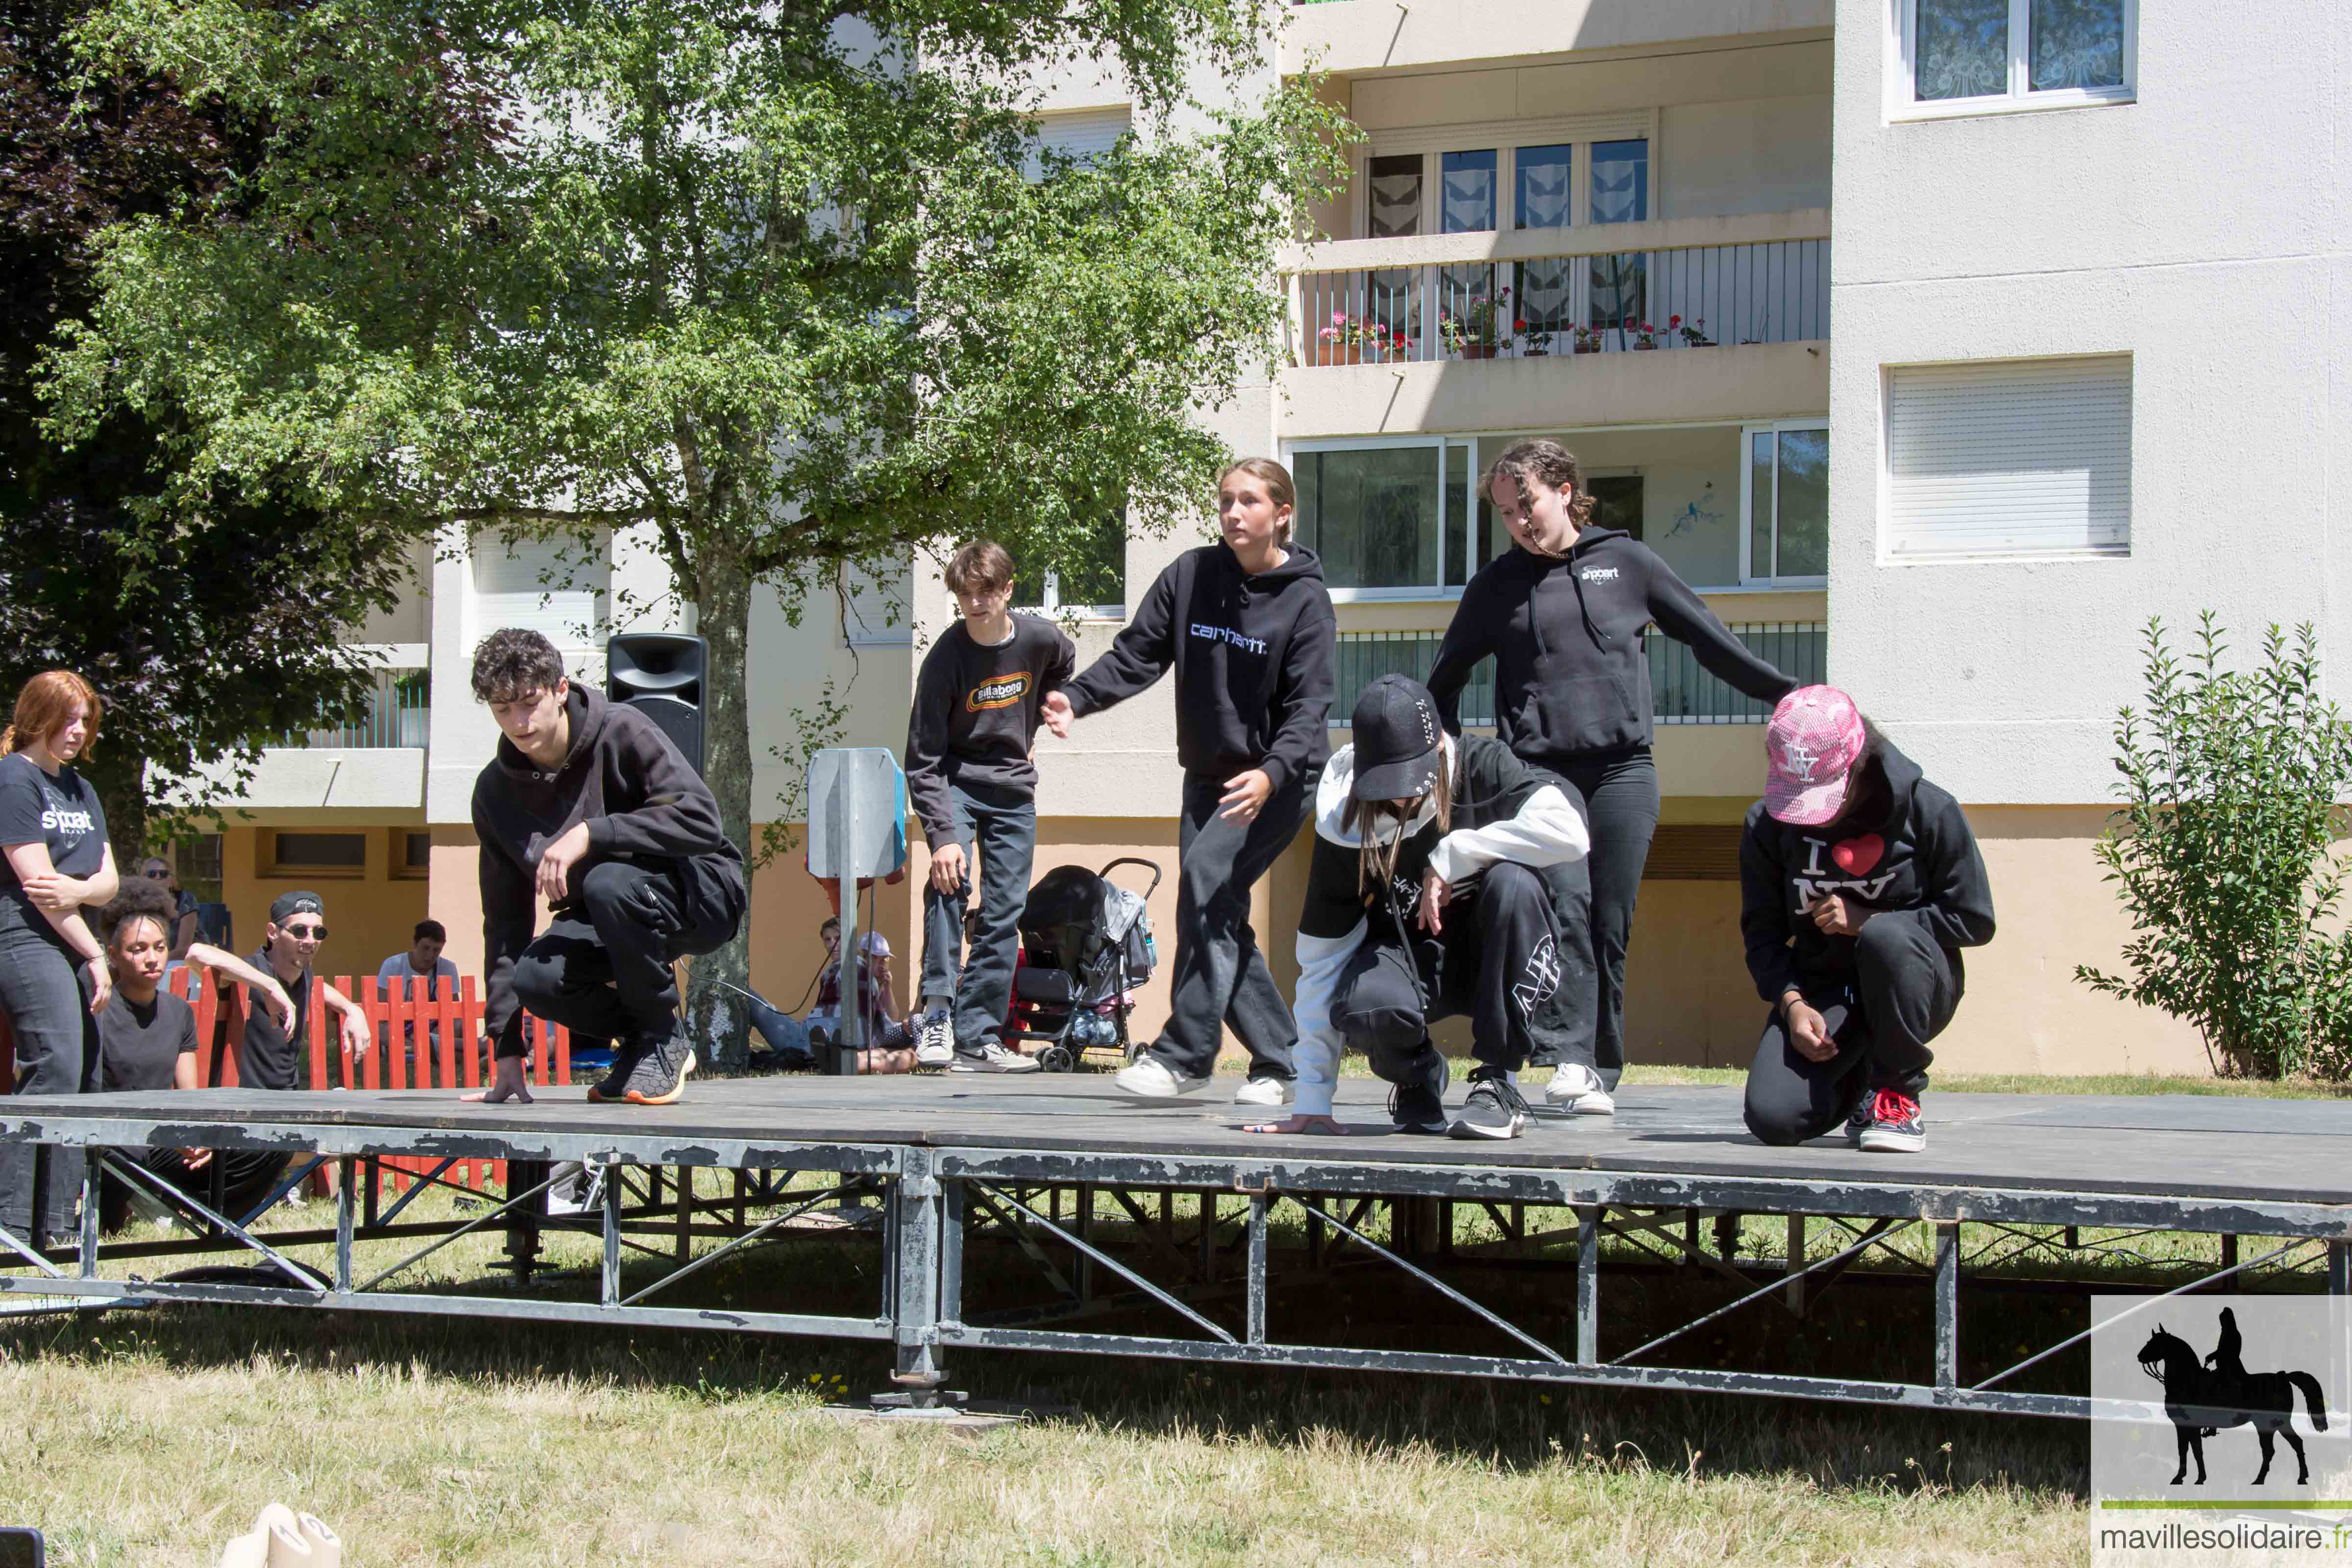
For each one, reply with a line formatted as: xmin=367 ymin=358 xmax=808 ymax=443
xmin=1063 ymin=541 xmax=1337 ymax=793
xmin=905 ymin=613 xmax=1076 ymax=844
xmin=473 ymin=684 xmax=747 ymax=1049
xmin=1738 ymin=737 xmax=1997 ymax=1004
xmin=1427 ymin=529 xmax=1797 ymax=763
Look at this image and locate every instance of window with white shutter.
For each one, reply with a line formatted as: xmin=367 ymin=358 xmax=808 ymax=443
xmin=1029 ymin=107 xmax=1130 ymax=176
xmin=473 ymin=534 xmax=609 ymax=646
xmin=1883 ymin=355 xmax=2131 ymax=561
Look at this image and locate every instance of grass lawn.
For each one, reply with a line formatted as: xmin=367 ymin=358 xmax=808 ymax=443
xmin=10 ymin=1063 xmax=2327 ymax=1565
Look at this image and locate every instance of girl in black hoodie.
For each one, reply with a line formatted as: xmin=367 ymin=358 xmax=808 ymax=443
xmin=1427 ymin=438 xmax=1796 ymax=1115
xmin=1043 ymin=459 xmax=1336 ymax=1105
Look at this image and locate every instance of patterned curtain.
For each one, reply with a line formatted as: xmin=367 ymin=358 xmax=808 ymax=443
xmin=1515 ymin=145 xmax=1573 ymax=334
xmin=1915 ymin=0 xmax=2008 ymax=99
xmin=2031 ymin=0 xmax=2124 ymax=90
xmin=1588 ymin=139 xmax=1649 ymax=331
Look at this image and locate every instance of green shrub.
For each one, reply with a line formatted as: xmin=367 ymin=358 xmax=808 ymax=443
xmin=2078 ymin=614 xmax=2352 ymax=1078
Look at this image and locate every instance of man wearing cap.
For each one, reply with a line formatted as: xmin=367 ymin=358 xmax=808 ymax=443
xmin=1739 ymin=687 xmax=1996 ymax=1153
xmin=1253 ymin=676 xmax=1589 ymax=1141
xmin=236 ymin=891 xmax=370 ymax=1092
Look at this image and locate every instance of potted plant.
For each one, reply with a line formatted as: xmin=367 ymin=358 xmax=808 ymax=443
xmin=1314 ymin=312 xmax=1412 ymax=366
xmin=1671 ymin=314 xmax=1715 ymax=348
xmin=1518 ymin=317 xmax=1553 ymax=357
xmin=1630 ymin=320 xmax=1660 ymax=350
xmin=1570 ymin=323 xmax=1604 ymax=355
xmin=1440 ymin=286 xmax=1509 ymax=359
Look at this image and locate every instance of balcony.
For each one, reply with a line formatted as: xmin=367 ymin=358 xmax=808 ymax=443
xmin=1280 ymin=0 xmax=1834 ymax=78
xmin=281 ymin=664 xmax=430 ymax=750
xmin=1331 ymin=622 xmax=1826 ymax=728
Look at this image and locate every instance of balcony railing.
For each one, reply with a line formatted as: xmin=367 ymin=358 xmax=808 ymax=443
xmin=1331 ymin=623 xmax=1826 ymax=729
xmin=1286 ymin=215 xmax=1828 ymax=369
xmin=282 ymin=668 xmax=430 ymax=749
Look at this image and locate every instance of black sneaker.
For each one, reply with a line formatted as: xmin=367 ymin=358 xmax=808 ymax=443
xmin=621 ymin=1025 xmax=696 ymax=1106
xmin=1387 ymin=1047 xmax=1450 ymax=1135
xmin=1857 ymin=1087 xmax=1926 ymax=1153
xmin=1449 ymin=1068 xmax=1530 ymax=1141
xmin=585 ymin=1037 xmax=644 ymax=1104
xmin=1843 ymin=1092 xmax=1872 ymax=1147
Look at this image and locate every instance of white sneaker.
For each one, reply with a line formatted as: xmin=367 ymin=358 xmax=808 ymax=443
xmin=1112 ymin=1057 xmax=1212 ymax=1099
xmin=947 ymin=1042 xmax=1041 ymax=1074
xmin=913 ymin=1009 xmax=955 ymax=1068
xmin=1544 ymin=1063 xmax=1616 ymax=1116
xmin=1232 ymin=1077 xmax=1292 ymax=1107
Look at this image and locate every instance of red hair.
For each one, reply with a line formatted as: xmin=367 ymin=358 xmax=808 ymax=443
xmin=0 ymin=670 xmax=101 ymax=759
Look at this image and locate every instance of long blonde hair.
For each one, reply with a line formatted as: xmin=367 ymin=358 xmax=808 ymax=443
xmin=0 ymin=670 xmax=100 ymax=759
xmin=1342 ymin=758 xmax=1453 ymax=899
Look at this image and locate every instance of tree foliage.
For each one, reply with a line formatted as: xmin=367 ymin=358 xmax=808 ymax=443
xmin=0 ymin=0 xmax=419 ymax=851
xmin=2077 ymin=614 xmax=2352 ymax=1078
xmin=47 ymin=0 xmax=1350 ymax=1056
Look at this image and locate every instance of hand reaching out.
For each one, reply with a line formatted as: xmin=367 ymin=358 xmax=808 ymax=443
xmin=1040 ymin=691 xmax=1074 ymax=739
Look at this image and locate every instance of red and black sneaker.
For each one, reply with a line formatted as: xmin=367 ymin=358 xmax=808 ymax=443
xmin=1857 ymin=1088 xmax=1925 ymax=1153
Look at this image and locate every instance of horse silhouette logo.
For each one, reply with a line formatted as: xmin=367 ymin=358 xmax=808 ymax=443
xmin=2137 ymin=1308 xmax=2329 ymax=1486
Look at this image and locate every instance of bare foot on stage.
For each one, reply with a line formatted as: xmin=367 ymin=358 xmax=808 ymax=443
xmin=1242 ymin=1113 xmax=1350 ymax=1136
xmin=463 ymin=1056 xmax=535 ymax=1104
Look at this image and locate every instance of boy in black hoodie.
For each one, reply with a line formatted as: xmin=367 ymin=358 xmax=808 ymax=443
xmin=468 ymin=628 xmax=747 ymax=1107
xmin=1738 ymin=686 xmax=1995 ymax=1152
xmin=1042 ymin=459 xmax=1336 ymax=1105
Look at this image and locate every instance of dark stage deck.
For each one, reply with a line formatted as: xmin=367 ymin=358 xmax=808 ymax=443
xmin=3 ymin=1077 xmax=2348 ymax=1420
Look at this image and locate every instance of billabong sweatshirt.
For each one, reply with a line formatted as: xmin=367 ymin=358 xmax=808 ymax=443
xmin=904 ymin=613 xmax=1076 ymax=844
xmin=1427 ymin=528 xmax=1796 ymax=763
xmin=1063 ymin=541 xmax=1336 ymax=793
xmin=473 ymin=684 xmax=747 ymax=1050
xmin=1288 ymin=733 xmax=1590 ymax=1116
xmin=1739 ymin=736 xmax=1996 ymax=1004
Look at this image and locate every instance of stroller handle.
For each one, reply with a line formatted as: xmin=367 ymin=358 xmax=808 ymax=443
xmin=1097 ymin=856 xmax=1164 ymax=901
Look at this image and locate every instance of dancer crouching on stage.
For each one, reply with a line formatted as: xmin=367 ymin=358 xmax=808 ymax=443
xmin=1740 ymin=687 xmax=1995 ymax=1153
xmin=1042 ymin=459 xmax=1335 ymax=1106
xmin=1428 ymin=439 xmax=1796 ymax=1119
xmin=468 ymin=628 xmax=747 ymax=1106
xmin=1250 ymin=676 xmax=1589 ymax=1141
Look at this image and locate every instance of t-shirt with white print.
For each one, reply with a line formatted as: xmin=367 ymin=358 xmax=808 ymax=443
xmin=0 ymin=751 xmax=110 ymax=944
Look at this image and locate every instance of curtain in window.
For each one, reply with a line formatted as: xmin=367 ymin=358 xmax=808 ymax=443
xmin=1365 ymin=154 xmax=1422 ymax=349
xmin=1915 ymin=0 xmax=2009 ymax=99
xmin=1514 ymin=145 xmax=1573 ymax=337
xmin=2030 ymin=0 xmax=2124 ymax=90
xmin=1588 ymin=139 xmax=1649 ymax=331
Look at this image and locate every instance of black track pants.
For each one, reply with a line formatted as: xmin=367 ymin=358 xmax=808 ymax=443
xmin=501 ymin=858 xmax=741 ymax=1059
xmin=1524 ymin=750 xmax=1657 ymax=1090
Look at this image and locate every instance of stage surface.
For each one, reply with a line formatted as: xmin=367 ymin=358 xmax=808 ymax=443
xmin=6 ymin=1076 xmax=2344 ymax=1209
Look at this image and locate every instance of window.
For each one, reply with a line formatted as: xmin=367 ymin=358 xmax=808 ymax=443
xmin=179 ymin=833 xmax=224 ymax=906
xmin=1894 ymin=0 xmax=2133 ymax=119
xmin=1028 ymin=107 xmax=1131 ymax=175
xmin=1587 ymin=138 xmax=1650 ymax=331
xmin=1883 ymin=356 xmax=2130 ymax=561
xmin=1294 ymin=444 xmax=1444 ymax=594
xmin=474 ymin=533 xmax=608 ymax=646
xmin=1743 ymin=425 xmax=1828 ymax=584
xmin=1014 ymin=505 xmax=1127 ymax=616
xmin=840 ymin=561 xmax=912 ymax=647
xmin=391 ymin=829 xmax=431 ymax=881
xmin=263 ymin=831 xmax=368 ymax=879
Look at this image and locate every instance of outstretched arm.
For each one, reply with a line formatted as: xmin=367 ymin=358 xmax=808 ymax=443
xmin=185 ymin=943 xmax=296 ymax=1035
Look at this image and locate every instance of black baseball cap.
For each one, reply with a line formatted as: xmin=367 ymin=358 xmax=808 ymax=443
xmin=1350 ymin=674 xmax=1444 ymax=802
xmin=269 ymin=890 xmax=324 ymax=925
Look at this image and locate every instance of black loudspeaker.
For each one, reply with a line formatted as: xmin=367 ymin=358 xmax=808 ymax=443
xmin=607 ymin=633 xmax=707 ymax=777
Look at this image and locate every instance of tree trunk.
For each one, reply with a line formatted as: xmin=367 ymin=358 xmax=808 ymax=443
xmin=686 ymin=543 xmax=754 ymax=1067
xmin=87 ymin=749 xmax=147 ymax=873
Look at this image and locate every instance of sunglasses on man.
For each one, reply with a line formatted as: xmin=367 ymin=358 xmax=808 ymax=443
xmin=281 ymin=923 xmax=328 ymax=941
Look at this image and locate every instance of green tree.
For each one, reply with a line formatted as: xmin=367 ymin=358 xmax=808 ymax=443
xmin=46 ymin=0 xmax=1348 ymax=1058
xmin=2077 ymin=614 xmax=2352 ymax=1078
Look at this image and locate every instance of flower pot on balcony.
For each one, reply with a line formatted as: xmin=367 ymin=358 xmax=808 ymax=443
xmin=1631 ymin=342 xmax=1658 ymax=351
xmin=1460 ymin=344 xmax=1499 ymax=360
xmin=1313 ymin=342 xmax=1366 ymax=367
xmin=1572 ymin=342 xmax=1601 ymax=355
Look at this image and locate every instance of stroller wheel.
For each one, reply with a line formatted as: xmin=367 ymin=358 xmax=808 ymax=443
xmin=1036 ymin=1044 xmax=1076 ymax=1074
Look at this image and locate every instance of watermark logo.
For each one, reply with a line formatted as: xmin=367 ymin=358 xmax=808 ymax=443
xmin=2092 ymin=1294 xmax=2352 ymax=1562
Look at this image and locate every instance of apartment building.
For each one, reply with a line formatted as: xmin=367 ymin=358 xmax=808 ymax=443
xmin=185 ymin=0 xmax=2346 ymax=1076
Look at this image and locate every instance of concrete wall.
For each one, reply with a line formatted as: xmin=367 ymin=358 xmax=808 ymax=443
xmin=1828 ymin=0 xmax=2352 ymax=806
xmin=1293 ymin=10 xmax=1831 ymax=96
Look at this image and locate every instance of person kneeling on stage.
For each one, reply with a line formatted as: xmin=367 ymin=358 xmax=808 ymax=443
xmin=469 ymin=628 xmax=748 ymax=1106
xmin=1740 ymin=686 xmax=1995 ymax=1154
xmin=92 ymin=880 xmax=304 ymax=1229
xmin=1253 ymin=676 xmax=1589 ymax=1142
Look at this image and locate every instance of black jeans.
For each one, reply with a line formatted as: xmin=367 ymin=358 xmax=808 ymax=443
xmin=1742 ymin=914 xmax=1961 ymax=1146
xmin=1526 ymin=749 xmax=1658 ymax=1090
xmin=1331 ymin=861 xmax=1560 ymax=1086
xmin=918 ymin=780 xmax=1036 ymax=1051
xmin=500 ymin=858 xmax=742 ymax=1059
xmin=0 ymin=925 xmax=99 ymax=1245
xmin=1149 ymin=769 xmax=1314 ymax=1082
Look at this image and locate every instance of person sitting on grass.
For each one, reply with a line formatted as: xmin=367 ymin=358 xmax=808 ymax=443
xmin=468 ymin=627 xmax=748 ymax=1106
xmin=1250 ymin=675 xmax=1589 ymax=1142
xmin=1739 ymin=686 xmax=1995 ymax=1154
xmin=92 ymin=879 xmax=305 ymax=1229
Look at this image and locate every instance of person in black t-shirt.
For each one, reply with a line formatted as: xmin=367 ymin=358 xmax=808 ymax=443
xmin=92 ymin=881 xmax=300 ymax=1229
xmin=0 ymin=670 xmax=119 ymax=1247
xmin=904 ymin=539 xmax=1074 ymax=1075
xmin=231 ymin=890 xmax=369 ymax=1091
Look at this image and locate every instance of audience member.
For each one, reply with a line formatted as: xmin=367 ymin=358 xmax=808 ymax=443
xmin=377 ymin=918 xmax=458 ymax=1074
xmin=232 ymin=890 xmax=370 ymax=1090
xmin=137 ymin=854 xmax=201 ymax=960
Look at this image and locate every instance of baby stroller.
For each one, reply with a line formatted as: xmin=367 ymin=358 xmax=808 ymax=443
xmin=1002 ymin=858 xmax=1160 ymax=1072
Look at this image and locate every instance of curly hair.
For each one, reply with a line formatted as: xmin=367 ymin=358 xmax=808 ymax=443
xmin=471 ymin=627 xmax=568 ymax=703
xmin=1481 ymin=438 xmax=1598 ymax=530
xmin=99 ymin=876 xmax=177 ymax=948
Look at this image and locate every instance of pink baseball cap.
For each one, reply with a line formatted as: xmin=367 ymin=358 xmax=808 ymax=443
xmin=1764 ymin=686 xmax=1867 ymax=826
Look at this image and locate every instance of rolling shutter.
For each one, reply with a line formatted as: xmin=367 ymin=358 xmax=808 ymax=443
xmin=1885 ymin=355 xmax=2131 ymax=559
xmin=474 ymin=535 xmax=606 ymax=645
xmin=1032 ymin=106 xmax=1131 ymax=172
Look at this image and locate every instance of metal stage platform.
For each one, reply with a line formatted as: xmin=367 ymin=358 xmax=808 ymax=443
xmin=2 ymin=1077 xmax=2346 ymax=1420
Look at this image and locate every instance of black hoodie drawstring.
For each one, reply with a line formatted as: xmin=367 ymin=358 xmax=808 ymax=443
xmin=1566 ymin=561 xmax=1607 ymax=648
